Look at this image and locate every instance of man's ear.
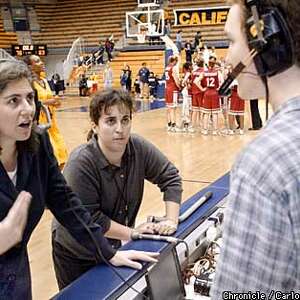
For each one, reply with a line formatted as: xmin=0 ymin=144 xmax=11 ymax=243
xmin=91 ymin=121 xmax=97 ymax=132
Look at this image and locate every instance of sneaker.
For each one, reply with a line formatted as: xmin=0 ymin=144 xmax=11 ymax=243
xmin=188 ymin=127 xmax=196 ymax=133
xmin=220 ymin=128 xmax=228 ymax=135
xmin=201 ymin=129 xmax=208 ymax=135
xmin=173 ymin=126 xmax=182 ymax=133
xmin=239 ymin=129 xmax=244 ymax=135
xmin=212 ymin=130 xmax=218 ymax=136
xmin=167 ymin=125 xmax=172 ymax=132
xmin=183 ymin=125 xmax=189 ymax=133
xmin=227 ymin=129 xmax=235 ymax=135
xmin=170 ymin=126 xmax=176 ymax=132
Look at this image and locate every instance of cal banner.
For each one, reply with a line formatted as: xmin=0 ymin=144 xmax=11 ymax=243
xmin=174 ymin=6 xmax=229 ymax=26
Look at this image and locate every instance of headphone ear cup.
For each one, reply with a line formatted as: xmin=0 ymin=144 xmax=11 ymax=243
xmin=246 ymin=6 xmax=294 ymax=76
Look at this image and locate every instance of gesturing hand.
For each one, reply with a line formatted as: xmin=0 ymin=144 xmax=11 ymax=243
xmin=0 ymin=191 xmax=32 ymax=255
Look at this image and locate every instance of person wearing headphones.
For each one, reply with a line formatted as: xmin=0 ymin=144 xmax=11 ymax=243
xmin=211 ymin=0 xmax=300 ymax=296
xmin=52 ymin=89 xmax=181 ymax=290
xmin=0 ymin=59 xmax=158 ymax=299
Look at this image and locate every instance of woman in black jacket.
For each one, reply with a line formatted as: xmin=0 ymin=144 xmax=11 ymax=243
xmin=0 ymin=59 xmax=158 ymax=299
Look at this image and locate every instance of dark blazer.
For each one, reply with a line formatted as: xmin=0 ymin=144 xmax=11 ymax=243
xmin=0 ymin=133 xmax=115 ymax=299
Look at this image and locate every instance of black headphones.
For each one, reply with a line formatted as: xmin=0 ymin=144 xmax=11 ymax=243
xmin=245 ymin=0 xmax=295 ymax=76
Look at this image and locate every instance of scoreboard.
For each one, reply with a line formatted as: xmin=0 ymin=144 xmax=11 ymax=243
xmin=11 ymin=44 xmax=48 ymax=57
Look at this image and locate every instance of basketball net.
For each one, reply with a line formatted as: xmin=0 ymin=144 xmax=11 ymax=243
xmin=137 ymin=32 xmax=146 ymax=43
xmin=137 ymin=26 xmax=148 ymax=44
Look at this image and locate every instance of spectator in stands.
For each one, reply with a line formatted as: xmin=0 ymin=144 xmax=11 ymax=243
xmin=105 ymin=38 xmax=114 ymax=62
xmin=175 ymin=30 xmax=182 ymax=52
xmin=184 ymin=40 xmax=193 ymax=63
xmin=164 ymin=19 xmax=171 ymax=37
xmin=194 ymin=31 xmax=202 ymax=50
xmin=95 ymin=41 xmax=105 ymax=65
xmin=52 ymin=89 xmax=181 ymax=289
xmin=24 ymin=55 xmax=68 ymax=169
xmin=0 ymin=60 xmax=159 ymax=298
xmin=138 ymin=62 xmax=150 ymax=100
xmin=103 ymin=62 xmax=113 ymax=89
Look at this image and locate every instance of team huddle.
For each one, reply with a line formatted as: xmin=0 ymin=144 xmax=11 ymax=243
xmin=165 ymin=55 xmax=245 ymax=135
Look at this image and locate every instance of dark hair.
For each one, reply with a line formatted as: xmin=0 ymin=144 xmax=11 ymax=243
xmin=228 ymin=0 xmax=300 ymax=67
xmin=0 ymin=59 xmax=39 ymax=154
xmin=87 ymin=89 xmax=134 ymax=141
xmin=183 ymin=62 xmax=192 ymax=71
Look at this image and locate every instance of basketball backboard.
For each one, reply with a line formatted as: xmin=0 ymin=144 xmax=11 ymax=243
xmin=138 ymin=0 xmax=161 ymax=8
xmin=126 ymin=8 xmax=164 ymax=40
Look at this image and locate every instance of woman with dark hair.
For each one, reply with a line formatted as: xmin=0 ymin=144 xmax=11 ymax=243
xmin=0 ymin=60 xmax=158 ymax=299
xmin=52 ymin=89 xmax=182 ymax=289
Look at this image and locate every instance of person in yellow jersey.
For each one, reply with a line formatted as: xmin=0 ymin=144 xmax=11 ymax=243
xmin=24 ymin=55 xmax=68 ymax=169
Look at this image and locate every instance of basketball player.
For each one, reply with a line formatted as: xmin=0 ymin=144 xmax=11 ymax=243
xmin=228 ymin=80 xmax=245 ymax=134
xmin=164 ymin=56 xmax=181 ymax=132
xmin=190 ymin=58 xmax=206 ymax=133
xmin=201 ymin=57 xmax=222 ymax=135
xmin=180 ymin=62 xmax=192 ymax=131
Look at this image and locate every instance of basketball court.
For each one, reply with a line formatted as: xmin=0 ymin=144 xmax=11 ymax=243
xmin=0 ymin=0 xmax=269 ymax=298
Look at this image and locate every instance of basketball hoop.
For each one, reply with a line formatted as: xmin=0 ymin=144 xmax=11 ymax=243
xmin=137 ymin=27 xmax=147 ymax=43
xmin=137 ymin=32 xmax=146 ymax=43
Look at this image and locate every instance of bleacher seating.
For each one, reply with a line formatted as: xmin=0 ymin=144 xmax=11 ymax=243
xmin=167 ymin=0 xmax=228 ymax=46
xmin=0 ymin=18 xmax=17 ymax=50
xmin=31 ymin=0 xmax=137 ymax=49
xmin=67 ymin=50 xmax=164 ymax=93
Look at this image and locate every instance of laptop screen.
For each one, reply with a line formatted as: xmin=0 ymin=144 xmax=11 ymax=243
xmin=146 ymin=247 xmax=186 ymax=300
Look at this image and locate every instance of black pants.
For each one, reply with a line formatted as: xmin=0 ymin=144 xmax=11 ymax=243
xmin=54 ymin=84 xmax=60 ymax=96
xmin=250 ymin=99 xmax=262 ymax=129
xmin=52 ymin=236 xmax=96 ymax=290
xmin=79 ymin=87 xmax=88 ymax=97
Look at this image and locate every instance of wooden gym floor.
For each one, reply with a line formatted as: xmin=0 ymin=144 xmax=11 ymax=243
xmin=28 ymin=94 xmax=266 ymax=299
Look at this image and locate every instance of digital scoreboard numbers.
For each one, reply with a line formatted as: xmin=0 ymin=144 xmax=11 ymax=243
xmin=36 ymin=45 xmax=47 ymax=56
xmin=11 ymin=44 xmax=48 ymax=56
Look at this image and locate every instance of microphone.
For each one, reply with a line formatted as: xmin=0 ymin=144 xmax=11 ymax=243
xmin=178 ymin=191 xmax=213 ymax=223
xmin=147 ymin=191 xmax=213 ymax=224
xmin=218 ymin=62 xmax=245 ymax=96
xmin=218 ymin=48 xmax=258 ymax=96
xmin=131 ymin=232 xmax=180 ymax=244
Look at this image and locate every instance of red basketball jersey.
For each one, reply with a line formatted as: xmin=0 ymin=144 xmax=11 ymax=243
xmin=202 ymin=68 xmax=220 ymax=90
xmin=191 ymin=67 xmax=204 ymax=95
xmin=165 ymin=65 xmax=179 ymax=92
